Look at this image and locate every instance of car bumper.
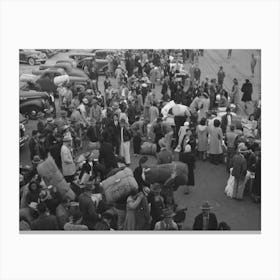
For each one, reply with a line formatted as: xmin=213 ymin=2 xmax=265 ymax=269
xmin=35 ymin=58 xmax=47 ymax=63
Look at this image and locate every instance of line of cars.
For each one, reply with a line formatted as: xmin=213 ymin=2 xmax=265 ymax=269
xmin=19 ymin=49 xmax=121 ymax=148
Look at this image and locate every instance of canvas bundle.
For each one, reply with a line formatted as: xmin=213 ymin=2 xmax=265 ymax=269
xmin=101 ymin=167 xmax=138 ymax=203
xmin=141 ymin=142 xmax=157 ymax=155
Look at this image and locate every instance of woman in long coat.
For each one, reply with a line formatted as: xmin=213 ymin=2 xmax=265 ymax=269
xmin=123 ymin=191 xmax=144 ymax=230
xmin=196 ymin=118 xmax=208 ymax=160
xmin=208 ymin=119 xmax=223 ymax=164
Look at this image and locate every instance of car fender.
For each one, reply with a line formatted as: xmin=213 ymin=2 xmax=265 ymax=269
xmin=20 ymin=99 xmax=43 ymax=111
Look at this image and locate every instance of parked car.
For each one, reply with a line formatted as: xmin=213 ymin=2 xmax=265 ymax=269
xmin=94 ymin=49 xmax=117 ymax=59
xmin=20 ymin=90 xmax=56 ymax=119
xmin=69 ymin=53 xmax=108 ymax=74
xmin=19 ymin=113 xmax=29 ymax=148
xmin=20 ymin=69 xmax=89 ymax=97
xmin=35 ymin=49 xmax=58 ymax=58
xmin=19 ymin=49 xmax=47 ymax=66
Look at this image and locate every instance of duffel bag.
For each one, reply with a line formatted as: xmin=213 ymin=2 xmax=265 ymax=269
xmin=141 ymin=142 xmax=157 ymax=155
xmin=54 ymin=74 xmax=70 ymax=86
xmin=144 ymin=161 xmax=188 ymax=186
xmin=37 ymin=156 xmax=58 ymax=179
xmin=172 ymin=104 xmax=190 ymax=117
xmin=101 ymin=167 xmax=138 ymax=203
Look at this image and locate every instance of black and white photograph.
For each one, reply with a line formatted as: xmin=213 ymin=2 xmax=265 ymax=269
xmin=1 ymin=0 xmax=280 ymax=280
xmin=19 ymin=49 xmax=261 ymax=231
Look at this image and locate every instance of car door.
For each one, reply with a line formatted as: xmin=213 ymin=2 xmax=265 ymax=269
xmin=19 ymin=49 xmax=26 ymax=62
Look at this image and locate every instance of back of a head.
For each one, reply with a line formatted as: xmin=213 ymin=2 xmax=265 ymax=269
xmin=37 ymin=202 xmax=47 ymax=214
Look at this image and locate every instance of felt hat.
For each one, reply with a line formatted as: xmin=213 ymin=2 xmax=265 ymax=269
xmin=184 ymin=121 xmax=190 ymax=128
xmin=46 ymin=117 xmax=54 ymax=123
xmin=200 ymin=201 xmax=213 ymax=210
xmin=162 ymin=207 xmax=176 ymax=218
xmin=63 ymin=135 xmax=72 ymax=142
xmin=238 ymin=142 xmax=248 ymax=152
xmin=32 ymin=155 xmax=43 ymax=164
xmin=150 ymin=183 xmax=162 ymax=193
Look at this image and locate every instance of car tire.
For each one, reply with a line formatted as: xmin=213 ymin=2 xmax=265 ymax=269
xmin=26 ymin=106 xmax=40 ymax=120
xmin=28 ymin=57 xmax=35 ymax=66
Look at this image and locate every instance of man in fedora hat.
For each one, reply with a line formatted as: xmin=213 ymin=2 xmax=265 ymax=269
xmin=231 ymin=143 xmax=248 ymax=200
xmin=157 ymin=138 xmax=173 ymax=165
xmin=193 ymin=201 xmax=218 ymax=230
xmin=217 ymin=66 xmax=226 ymax=87
xmin=61 ymin=134 xmax=76 ymax=183
xmin=154 ymin=207 xmax=178 ymax=230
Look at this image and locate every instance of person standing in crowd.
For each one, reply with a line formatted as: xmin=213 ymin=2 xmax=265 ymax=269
xmin=241 ymin=79 xmax=253 ymax=112
xmin=78 ymin=182 xmax=101 ymax=230
xmin=217 ymin=66 xmax=226 ymax=87
xmin=157 ymin=138 xmax=173 ymax=165
xmin=231 ymin=78 xmax=241 ymax=113
xmin=29 ymin=130 xmax=39 ymax=161
xmin=221 ymin=106 xmax=234 ymax=134
xmin=179 ymin=144 xmax=195 ymax=194
xmin=196 ymin=118 xmax=208 ymax=160
xmin=227 ymin=49 xmax=232 ymax=59
xmin=154 ymin=208 xmax=178 ymax=230
xmin=193 ymin=64 xmax=201 ymax=83
xmin=135 ymin=187 xmax=151 ymax=230
xmin=149 ymin=183 xmax=165 ymax=229
xmin=123 ymin=190 xmax=144 ymax=230
xmin=90 ymin=98 xmax=102 ymax=126
xmin=61 ymin=135 xmax=76 ymax=183
xmin=193 ymin=201 xmax=218 ymax=230
xmin=189 ymin=62 xmax=195 ymax=82
xmin=119 ymin=118 xmax=132 ymax=166
xmin=225 ymin=125 xmax=238 ymax=172
xmin=231 ymin=143 xmax=248 ymax=200
xmin=250 ymin=53 xmax=257 ymax=77
xmin=149 ymin=101 xmax=159 ymax=124
xmin=133 ymin=156 xmax=149 ymax=192
xmin=208 ymin=119 xmax=223 ymax=165
xmin=99 ymin=131 xmax=117 ymax=175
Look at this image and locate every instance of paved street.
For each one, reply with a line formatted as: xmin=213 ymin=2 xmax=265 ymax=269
xmin=19 ymin=49 xmax=261 ymax=230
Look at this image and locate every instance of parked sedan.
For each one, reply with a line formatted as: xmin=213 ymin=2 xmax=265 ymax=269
xmin=19 ymin=49 xmax=47 ymax=66
xmin=20 ymin=90 xmax=56 ymax=119
xmin=35 ymin=49 xmax=59 ymax=58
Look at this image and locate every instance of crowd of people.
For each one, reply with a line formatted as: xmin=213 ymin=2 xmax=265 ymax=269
xmin=19 ymin=49 xmax=261 ymax=231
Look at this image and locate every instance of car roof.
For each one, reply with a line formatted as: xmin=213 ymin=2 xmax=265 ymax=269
xmin=69 ymin=53 xmax=96 ymax=57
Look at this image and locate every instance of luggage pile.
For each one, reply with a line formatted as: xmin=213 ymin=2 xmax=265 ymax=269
xmin=37 ymin=155 xmax=75 ymax=201
xmin=100 ymin=167 xmax=138 ymax=203
xmin=141 ymin=141 xmax=157 ymax=156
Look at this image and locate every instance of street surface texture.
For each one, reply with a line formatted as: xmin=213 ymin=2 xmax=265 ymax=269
xmin=19 ymin=49 xmax=261 ymax=230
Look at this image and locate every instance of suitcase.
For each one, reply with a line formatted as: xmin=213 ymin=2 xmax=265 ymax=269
xmin=141 ymin=142 xmax=157 ymax=155
xmin=101 ymin=167 xmax=138 ymax=203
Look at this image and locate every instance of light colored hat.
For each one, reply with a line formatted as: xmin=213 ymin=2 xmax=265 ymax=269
xmin=63 ymin=135 xmax=72 ymax=142
xmin=141 ymin=83 xmax=148 ymax=88
xmin=184 ymin=121 xmax=189 ymax=128
xmin=200 ymin=201 xmax=213 ymax=210
xmin=184 ymin=144 xmax=191 ymax=153
xmin=238 ymin=142 xmax=248 ymax=152
xmin=46 ymin=117 xmax=54 ymax=123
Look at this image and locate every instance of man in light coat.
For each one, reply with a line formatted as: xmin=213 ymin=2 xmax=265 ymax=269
xmin=61 ymin=135 xmax=76 ymax=182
